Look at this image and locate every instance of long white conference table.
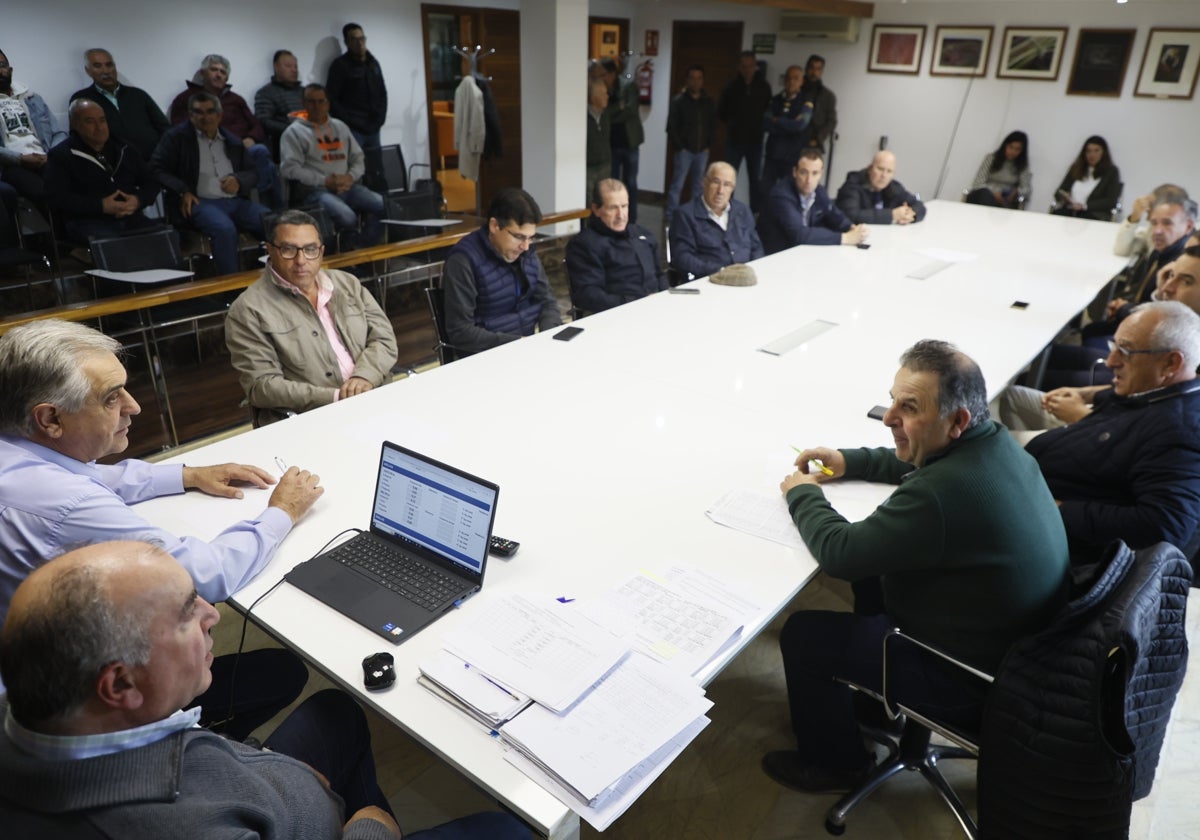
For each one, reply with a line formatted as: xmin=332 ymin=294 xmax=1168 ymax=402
xmin=137 ymin=201 xmax=1126 ymax=838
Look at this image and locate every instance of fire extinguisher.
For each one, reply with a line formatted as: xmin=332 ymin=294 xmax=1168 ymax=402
xmin=637 ymin=60 xmax=653 ymax=105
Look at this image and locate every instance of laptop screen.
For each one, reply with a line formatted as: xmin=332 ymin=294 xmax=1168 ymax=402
xmin=370 ymin=442 xmax=498 ymax=575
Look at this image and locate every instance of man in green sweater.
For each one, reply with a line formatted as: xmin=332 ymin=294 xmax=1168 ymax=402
xmin=763 ymin=340 xmax=1069 ymax=793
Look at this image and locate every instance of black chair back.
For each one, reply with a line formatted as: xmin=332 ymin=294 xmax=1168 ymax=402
xmin=90 ymin=227 xmax=184 ymax=273
xmin=423 ymin=284 xmax=461 ymax=365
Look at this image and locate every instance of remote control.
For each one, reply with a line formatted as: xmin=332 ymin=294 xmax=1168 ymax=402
xmin=489 ymin=535 xmax=519 ymax=557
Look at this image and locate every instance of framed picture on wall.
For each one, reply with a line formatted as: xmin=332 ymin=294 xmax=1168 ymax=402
xmin=996 ymin=27 xmax=1067 ymax=81
xmin=1067 ymin=28 xmax=1136 ymax=96
xmin=930 ymin=26 xmax=993 ymax=77
xmin=1134 ymin=28 xmax=1200 ymax=100
xmin=868 ymin=25 xmax=926 ymax=75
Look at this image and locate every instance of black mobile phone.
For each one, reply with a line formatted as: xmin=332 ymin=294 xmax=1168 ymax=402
xmin=669 ymin=288 xmax=700 ymax=295
xmin=1011 ymin=300 xmax=1030 ymax=309
xmin=856 ymin=243 xmax=871 ymax=250
xmin=867 ymin=405 xmax=887 ymax=421
xmin=553 ymin=326 xmax=584 ymax=341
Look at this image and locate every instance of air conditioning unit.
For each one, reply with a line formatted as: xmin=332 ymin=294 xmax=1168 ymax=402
xmin=778 ymin=12 xmax=860 ymax=43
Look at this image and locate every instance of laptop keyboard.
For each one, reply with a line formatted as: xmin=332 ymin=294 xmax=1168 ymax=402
xmin=333 ymin=536 xmax=459 ymax=611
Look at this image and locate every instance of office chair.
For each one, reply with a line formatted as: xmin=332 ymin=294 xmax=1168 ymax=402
xmin=961 ymin=187 xmax=1026 ymax=210
xmin=90 ymin=227 xmax=220 ymax=447
xmin=423 ymin=280 xmax=464 ymax=365
xmin=1049 ymin=182 xmax=1123 ymax=221
xmin=825 ymin=541 xmax=1192 ymax=839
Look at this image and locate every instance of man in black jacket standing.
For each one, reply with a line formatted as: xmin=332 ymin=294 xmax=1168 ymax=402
xmin=718 ymin=51 xmax=771 ymax=214
xmin=327 ymin=23 xmax=388 ymax=191
xmin=664 ymin=65 xmax=715 ymax=227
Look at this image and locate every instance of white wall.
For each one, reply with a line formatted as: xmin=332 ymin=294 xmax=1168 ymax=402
xmin=594 ymin=0 xmax=1200 ymax=211
xmin=7 ymin=0 xmax=1198 ymax=214
xmin=5 ymin=0 xmax=434 ymax=168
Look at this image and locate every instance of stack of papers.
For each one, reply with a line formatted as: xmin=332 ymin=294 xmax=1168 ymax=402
xmin=500 ymin=654 xmax=712 ymax=829
xmin=423 ymin=579 xmax=753 ymax=829
xmin=442 ymin=593 xmax=630 ymax=712
xmin=417 ymin=649 xmax=530 ymax=728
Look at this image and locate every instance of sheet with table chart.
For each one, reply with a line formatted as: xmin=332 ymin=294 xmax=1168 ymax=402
xmin=608 ymin=568 xmax=760 ymax=677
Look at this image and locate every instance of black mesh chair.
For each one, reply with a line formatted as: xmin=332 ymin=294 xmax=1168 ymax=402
xmin=89 ymin=227 xmax=230 ymax=447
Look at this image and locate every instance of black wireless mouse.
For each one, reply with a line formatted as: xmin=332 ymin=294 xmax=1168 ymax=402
xmin=362 ymin=651 xmax=396 ymax=690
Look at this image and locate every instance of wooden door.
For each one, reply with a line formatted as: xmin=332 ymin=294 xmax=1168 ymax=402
xmin=475 ymin=8 xmax=521 ymax=209
xmin=421 ymin=4 xmax=522 ymax=213
xmin=663 ymin=21 xmax=743 ymax=204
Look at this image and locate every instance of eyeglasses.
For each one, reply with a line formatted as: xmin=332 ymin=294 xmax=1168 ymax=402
xmin=190 ymin=108 xmax=219 ymax=116
xmin=706 ymin=179 xmax=735 ymax=190
xmin=271 ymin=242 xmax=324 ymax=260
xmin=502 ymin=228 xmax=535 ymax=245
xmin=1106 ymin=339 xmax=1171 ymax=358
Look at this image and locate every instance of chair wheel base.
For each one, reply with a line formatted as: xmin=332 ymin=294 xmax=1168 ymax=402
xmin=825 ymin=817 xmax=846 ymax=835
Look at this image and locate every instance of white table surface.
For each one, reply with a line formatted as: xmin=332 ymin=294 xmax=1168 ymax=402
xmin=135 ymin=200 xmax=1126 ymax=838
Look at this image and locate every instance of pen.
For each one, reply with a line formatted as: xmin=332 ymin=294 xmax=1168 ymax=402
xmin=274 ymin=456 xmax=288 ymax=475
xmin=465 ymin=663 xmax=521 ymax=702
xmin=790 ymin=446 xmax=834 ymax=476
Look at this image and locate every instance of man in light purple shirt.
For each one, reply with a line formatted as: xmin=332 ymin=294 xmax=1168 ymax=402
xmin=0 ymin=319 xmax=324 ymax=739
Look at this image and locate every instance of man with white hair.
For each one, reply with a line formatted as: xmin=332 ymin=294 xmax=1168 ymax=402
xmin=668 ymin=161 xmax=762 ymax=280
xmin=1026 ymin=300 xmax=1200 ymax=563
xmin=835 ymin=150 xmax=926 ymax=225
xmin=0 ymin=319 xmax=325 ymax=735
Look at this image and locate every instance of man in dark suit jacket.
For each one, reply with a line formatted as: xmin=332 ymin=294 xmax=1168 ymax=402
xmin=835 ymin=151 xmax=926 ymax=226
xmin=69 ymin=49 xmax=169 ymax=162
xmin=759 ymin=149 xmax=867 ymax=254
xmin=149 ymin=92 xmax=268 ymax=275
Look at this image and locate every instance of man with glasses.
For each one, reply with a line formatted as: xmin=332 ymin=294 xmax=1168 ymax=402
xmin=1025 ymin=300 xmax=1200 ymax=564
xmin=225 ymin=209 xmax=397 ymax=425
xmin=327 ymin=23 xmax=387 ymax=191
xmin=566 ymin=178 xmax=665 ymax=315
xmin=668 ymin=161 xmax=762 ymax=282
xmin=280 ymin=83 xmax=384 ymax=251
xmin=150 ymin=92 xmax=269 ymax=275
xmin=444 ymin=187 xmax=561 ymax=355
xmin=168 ymin=55 xmax=282 ymax=212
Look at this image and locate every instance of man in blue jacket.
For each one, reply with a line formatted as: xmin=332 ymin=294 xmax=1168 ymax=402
xmin=566 ymin=178 xmax=666 ymax=314
xmin=443 ymin=187 xmax=561 ymax=355
xmin=759 ymin=149 xmax=867 ymax=254
xmin=1026 ymin=300 xmax=1200 ymax=564
xmin=669 ymin=162 xmax=762 ymax=281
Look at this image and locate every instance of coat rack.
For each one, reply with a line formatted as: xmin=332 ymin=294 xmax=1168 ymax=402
xmin=453 ymin=45 xmax=495 ymax=81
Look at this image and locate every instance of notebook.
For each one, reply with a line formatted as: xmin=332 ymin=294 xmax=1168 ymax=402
xmin=285 ymin=441 xmax=499 ymax=644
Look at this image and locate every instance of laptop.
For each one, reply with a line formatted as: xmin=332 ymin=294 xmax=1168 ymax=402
xmin=285 ymin=441 xmax=499 ymax=644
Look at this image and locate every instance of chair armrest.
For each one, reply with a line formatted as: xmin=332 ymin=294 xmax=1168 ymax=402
xmin=881 ymin=628 xmax=994 ymax=721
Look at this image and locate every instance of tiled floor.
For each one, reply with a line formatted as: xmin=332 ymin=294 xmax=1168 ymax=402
xmin=212 ymin=578 xmax=1199 ymax=839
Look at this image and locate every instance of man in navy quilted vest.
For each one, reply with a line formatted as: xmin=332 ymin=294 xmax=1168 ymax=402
xmin=443 ymin=187 xmax=562 ymax=356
